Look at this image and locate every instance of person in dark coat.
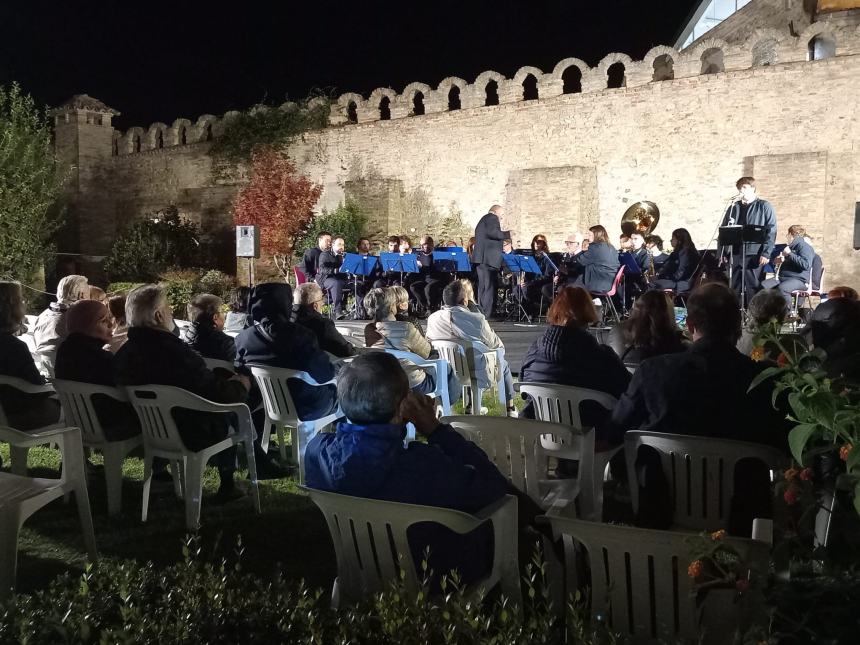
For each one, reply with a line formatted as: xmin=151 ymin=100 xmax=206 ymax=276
xmin=234 ymin=282 xmax=337 ymax=421
xmin=184 ymin=294 xmax=236 ymax=363
xmin=649 ymin=228 xmax=699 ymax=294
xmin=569 ymin=225 xmax=619 ymax=294
xmin=304 ymin=352 xmax=513 ymax=587
xmin=472 ymin=204 xmax=511 ymax=319
xmin=769 ymin=224 xmax=816 ymax=306
xmin=317 ymin=235 xmax=348 ymax=319
xmin=409 ymin=235 xmax=451 ymax=313
xmin=300 ymin=231 xmax=332 ymax=283
xmin=291 ymin=282 xmax=355 ymax=358
xmin=520 ymin=286 xmax=630 ymax=426
xmin=115 ymin=284 xmax=252 ymax=500
xmin=0 ymin=281 xmax=61 ymax=431
xmin=54 ymin=299 xmax=140 ymax=440
xmin=619 ymin=290 xmax=688 ymax=365
xmin=721 ymin=176 xmax=777 ymax=307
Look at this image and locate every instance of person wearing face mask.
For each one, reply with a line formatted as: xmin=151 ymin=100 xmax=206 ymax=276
xmin=54 ymin=299 xmax=140 ymax=440
xmin=115 ymin=284 xmax=252 ymax=502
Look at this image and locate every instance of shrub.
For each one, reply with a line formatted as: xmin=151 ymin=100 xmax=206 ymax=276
xmin=103 ymin=206 xmax=201 ymax=283
xmin=105 ymin=281 xmax=143 ymax=296
xmin=295 ymin=200 xmax=371 ymax=258
xmin=0 ymin=538 xmax=615 ymax=644
xmin=196 ymin=270 xmax=235 ymax=300
xmin=159 ymin=269 xmax=201 ymax=318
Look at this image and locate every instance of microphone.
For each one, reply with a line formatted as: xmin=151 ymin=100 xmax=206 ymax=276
xmin=729 ymin=193 xmax=742 ymax=202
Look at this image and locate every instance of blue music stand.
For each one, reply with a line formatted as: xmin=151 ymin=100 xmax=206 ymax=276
xmin=619 ymin=252 xmax=642 ymax=276
xmin=340 ymin=253 xmax=378 ymax=277
xmin=501 ymin=254 xmax=522 ymax=272
xmin=435 ymin=246 xmax=464 ymax=252
xmin=380 ymin=252 xmax=418 ymax=274
xmin=515 ymin=254 xmax=542 ymax=275
xmin=432 ymin=250 xmax=471 ymax=273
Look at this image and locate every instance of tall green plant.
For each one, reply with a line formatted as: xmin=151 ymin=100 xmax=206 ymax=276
xmin=295 ymin=200 xmax=373 ymax=256
xmin=0 ymin=83 xmax=64 ymax=282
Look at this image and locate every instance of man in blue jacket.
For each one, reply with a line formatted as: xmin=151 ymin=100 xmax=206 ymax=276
xmin=304 ymin=352 xmax=511 ymax=585
xmin=771 ymin=224 xmax=815 ymax=306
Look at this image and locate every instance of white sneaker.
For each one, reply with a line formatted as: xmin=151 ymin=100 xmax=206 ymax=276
xmin=592 ymin=298 xmax=603 ymax=306
xmin=507 ymin=408 xmax=519 ymax=418
xmin=479 ymin=406 xmax=489 ymax=415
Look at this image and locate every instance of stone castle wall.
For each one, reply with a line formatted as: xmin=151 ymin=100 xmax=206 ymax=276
xmin=66 ymin=19 xmax=860 ymax=286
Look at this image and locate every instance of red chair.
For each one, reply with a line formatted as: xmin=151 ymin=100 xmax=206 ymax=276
xmin=293 ymin=266 xmax=307 ymax=285
xmin=590 ymin=266 xmax=625 ymax=323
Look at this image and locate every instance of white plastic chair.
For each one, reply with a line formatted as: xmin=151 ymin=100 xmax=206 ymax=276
xmin=443 ymin=415 xmax=581 ymax=511
xmin=514 ymin=382 xmax=619 ymax=521
xmin=430 ymin=339 xmax=505 ymax=414
xmin=543 ymin=511 xmax=769 ymax=644
xmin=203 ymin=358 xmax=237 ymax=374
xmin=125 ymin=384 xmax=261 ymax=530
xmin=52 ymin=380 xmax=143 ymax=516
xmin=0 ymin=376 xmax=64 ymax=476
xmin=0 ymin=425 xmax=98 ymax=600
xmin=384 ymin=349 xmax=452 ymax=417
xmin=303 ymin=487 xmax=521 ymax=609
xmin=247 ymin=365 xmax=340 ymax=481
xmin=624 ymin=431 xmax=788 ymax=532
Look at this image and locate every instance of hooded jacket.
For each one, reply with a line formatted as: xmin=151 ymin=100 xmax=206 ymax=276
xmin=234 ymin=283 xmax=337 ymax=421
xmin=305 ymin=420 xmax=509 ymax=585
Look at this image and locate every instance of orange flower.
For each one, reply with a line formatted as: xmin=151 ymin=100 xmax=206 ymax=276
xmin=799 ymin=468 xmax=813 ymax=481
xmin=840 ymin=444 xmax=853 ymax=462
xmin=783 ymin=489 xmax=798 ymax=505
xmin=750 ymin=346 xmax=766 ymax=362
xmin=710 ymin=529 xmax=726 ymax=540
xmin=783 ymin=467 xmax=799 ymax=481
xmin=735 ymin=578 xmax=750 ymax=593
xmin=776 ymin=353 xmax=788 ymax=367
xmin=688 ymin=560 xmax=703 ymax=579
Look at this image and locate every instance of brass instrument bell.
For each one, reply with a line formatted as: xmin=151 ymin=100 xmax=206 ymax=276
xmin=621 ymin=201 xmax=660 ymax=236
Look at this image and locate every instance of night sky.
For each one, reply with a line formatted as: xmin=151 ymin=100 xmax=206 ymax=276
xmin=1 ymin=0 xmax=700 ymax=130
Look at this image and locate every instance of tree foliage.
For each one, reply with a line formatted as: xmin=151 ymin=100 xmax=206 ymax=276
xmin=295 ymin=200 xmax=372 ymax=256
xmin=0 ymin=83 xmax=64 ymax=282
xmin=232 ymin=148 xmax=322 ymax=275
xmin=102 ymin=206 xmax=201 ymax=282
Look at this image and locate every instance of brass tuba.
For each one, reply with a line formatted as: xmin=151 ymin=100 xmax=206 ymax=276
xmin=620 ymin=201 xmax=660 ymax=236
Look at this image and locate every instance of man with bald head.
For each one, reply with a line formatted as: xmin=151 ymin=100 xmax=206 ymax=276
xmin=472 ymin=205 xmax=511 ymax=319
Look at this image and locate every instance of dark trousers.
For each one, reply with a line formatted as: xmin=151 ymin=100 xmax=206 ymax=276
xmin=730 ymin=258 xmax=763 ymax=308
xmin=476 ymin=264 xmax=499 ymax=318
xmin=322 ymin=276 xmax=346 ymax=314
xmin=777 ymin=277 xmax=807 ymax=307
xmin=410 ymin=275 xmax=449 ymax=311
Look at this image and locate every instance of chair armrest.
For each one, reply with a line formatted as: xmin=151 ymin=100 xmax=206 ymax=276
xmin=0 ymin=425 xmax=79 ymax=447
xmin=0 ymin=380 xmax=56 ymax=395
xmin=472 ymin=494 xmax=517 ymax=522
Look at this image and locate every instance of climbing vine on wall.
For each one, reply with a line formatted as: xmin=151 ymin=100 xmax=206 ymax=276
xmin=208 ymin=96 xmax=330 ymax=163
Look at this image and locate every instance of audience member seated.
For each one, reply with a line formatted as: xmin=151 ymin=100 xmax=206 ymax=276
xmin=610 ymin=283 xmax=790 ymax=534
xmin=827 ymin=286 xmax=858 ymax=301
xmin=426 ymin=281 xmax=516 ymax=415
xmin=0 ymin=281 xmax=61 ymax=430
xmin=520 ymin=286 xmax=630 ymax=424
xmin=620 ymin=291 xmax=688 ymax=365
xmin=115 ymin=284 xmax=252 ymax=501
xmin=88 ymin=285 xmax=107 ymax=304
xmin=224 ymin=286 xmax=251 ymax=333
xmin=802 ymin=297 xmax=860 ymax=383
xmin=389 ymin=285 xmax=426 ymax=331
xmin=54 ymin=299 xmax=140 ymax=440
xmin=291 ymin=282 xmax=355 ymax=358
xmin=737 ymin=288 xmax=803 ymax=359
xmin=33 ymin=274 xmax=89 ymax=365
xmin=649 ymin=228 xmax=698 ymax=294
xmin=184 ymin=294 xmax=236 ymax=363
xmin=363 ymin=288 xmax=459 ymax=401
xmin=235 ymin=282 xmax=338 ymax=421
xmin=108 ymin=294 xmax=129 ymax=353
xmin=304 ymin=352 xmax=521 ymax=587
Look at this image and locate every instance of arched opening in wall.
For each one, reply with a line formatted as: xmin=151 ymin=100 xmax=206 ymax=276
xmin=562 ymin=66 xmax=582 ymax=94
xmin=179 ymin=127 xmax=187 ymax=145
xmin=379 ymin=96 xmax=391 ymax=120
xmin=448 ymin=86 xmax=461 ymax=110
xmin=485 ymin=80 xmax=499 ymax=106
xmin=752 ymin=39 xmax=778 ymax=66
xmin=700 ymin=48 xmax=725 ymax=74
xmin=606 ymin=62 xmax=626 ymax=89
xmin=204 ymin=123 xmax=213 ymax=141
xmin=652 ymin=54 xmax=674 ymax=81
xmin=808 ymin=35 xmax=836 ymax=61
xmin=346 ymin=101 xmax=358 ymax=123
xmin=155 ymin=130 xmax=164 ymax=149
xmin=522 ymin=74 xmax=538 ymax=101
xmin=133 ymin=134 xmax=141 ymax=152
xmin=412 ymin=92 xmax=425 ymax=116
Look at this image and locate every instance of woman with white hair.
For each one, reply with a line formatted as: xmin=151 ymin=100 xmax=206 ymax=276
xmin=33 ymin=274 xmax=89 ymax=363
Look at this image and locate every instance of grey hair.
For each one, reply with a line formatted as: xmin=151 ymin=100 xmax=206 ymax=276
xmin=56 ymin=275 xmax=89 ymax=305
xmin=747 ymin=288 xmax=788 ymax=328
xmin=389 ymin=285 xmax=409 ymax=309
xmin=337 ymin=352 xmax=410 ymax=424
xmin=363 ymin=288 xmax=397 ymax=321
xmin=294 ymin=282 xmax=323 ymax=306
xmin=126 ymin=284 xmax=167 ymax=328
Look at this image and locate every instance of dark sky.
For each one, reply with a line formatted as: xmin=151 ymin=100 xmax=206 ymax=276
xmin=1 ymin=0 xmax=700 ymax=130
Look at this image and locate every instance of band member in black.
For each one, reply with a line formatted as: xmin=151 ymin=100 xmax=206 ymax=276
xmin=721 ymin=176 xmax=777 ymax=306
xmin=473 ymin=204 xmax=511 ymax=320
xmin=644 ymin=235 xmax=668 ymax=271
xmin=410 ymin=235 xmax=450 ymax=313
xmin=769 ymin=225 xmax=815 ymax=306
xmin=373 ymin=235 xmax=401 ymax=288
xmin=317 ymin=235 xmax=347 ymax=319
xmin=300 ymin=231 xmax=331 ymax=282
xmin=630 ymin=233 xmax=650 ymax=271
xmin=650 ymin=228 xmax=699 ymax=293
xmin=517 ymin=234 xmax=554 ymax=316
xmin=542 ymin=232 xmax=583 ymax=303
xmin=352 ymin=237 xmax=380 ymax=319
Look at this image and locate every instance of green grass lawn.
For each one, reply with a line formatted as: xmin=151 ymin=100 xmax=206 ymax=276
xmin=2 ymin=389 xmax=519 ymax=597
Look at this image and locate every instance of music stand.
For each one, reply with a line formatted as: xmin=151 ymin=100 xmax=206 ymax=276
xmin=718 ymin=224 xmax=768 ymax=310
xmin=432 ymin=249 xmax=471 ymax=274
xmin=340 ymin=253 xmax=379 ymax=320
xmin=380 ymin=252 xmax=419 ymax=287
xmin=618 ymin=252 xmax=643 ymax=316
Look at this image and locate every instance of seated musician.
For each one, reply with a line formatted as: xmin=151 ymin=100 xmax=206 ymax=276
xmin=353 ymin=237 xmax=380 ymax=319
xmin=409 ymin=235 xmax=451 ymax=314
xmin=317 ymin=235 xmax=348 ymax=319
xmin=630 ymin=233 xmax=650 ymax=272
xmin=769 ymin=225 xmax=815 ymax=307
xmin=555 ymin=225 xmax=619 ymax=295
xmin=644 ymin=235 xmax=668 ymax=271
xmin=517 ymin=234 xmax=555 ymax=317
xmin=649 ymin=228 xmax=698 ymax=294
xmin=373 ymin=235 xmax=401 ymax=288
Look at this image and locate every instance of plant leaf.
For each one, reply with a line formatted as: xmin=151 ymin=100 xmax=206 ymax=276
xmin=787 ymin=423 xmax=818 ymax=464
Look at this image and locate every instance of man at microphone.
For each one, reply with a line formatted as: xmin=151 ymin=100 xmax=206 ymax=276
xmin=721 ymin=176 xmax=777 ymax=307
xmin=473 ymin=204 xmax=511 ymax=320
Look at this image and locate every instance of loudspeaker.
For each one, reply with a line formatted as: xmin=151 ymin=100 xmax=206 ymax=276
xmin=855 ymin=203 xmax=860 ymax=250
xmin=236 ymin=225 xmax=260 ymax=258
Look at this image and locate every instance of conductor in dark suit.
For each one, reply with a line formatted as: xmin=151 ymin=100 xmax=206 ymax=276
xmin=472 ymin=205 xmax=511 ymax=319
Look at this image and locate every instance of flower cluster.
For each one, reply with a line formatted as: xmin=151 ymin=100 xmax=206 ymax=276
xmin=686 ymin=530 xmax=752 ymax=595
